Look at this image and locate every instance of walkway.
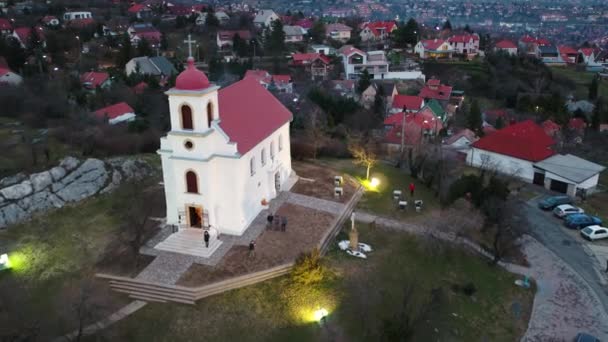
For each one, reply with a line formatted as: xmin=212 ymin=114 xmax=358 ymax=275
xmin=355 ymin=211 xmax=608 ymax=340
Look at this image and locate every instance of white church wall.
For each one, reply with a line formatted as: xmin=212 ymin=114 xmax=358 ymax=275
xmin=167 ymin=88 xmax=219 ymax=133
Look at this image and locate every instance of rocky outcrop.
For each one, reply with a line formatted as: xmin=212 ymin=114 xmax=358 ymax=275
xmin=0 ymin=156 xmax=153 ymax=228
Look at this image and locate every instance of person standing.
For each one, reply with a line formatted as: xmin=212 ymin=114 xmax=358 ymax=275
xmin=409 ymin=182 xmax=415 ymax=197
xmin=249 ymin=240 xmax=256 ymax=258
xmin=204 ymin=230 xmax=210 ymax=248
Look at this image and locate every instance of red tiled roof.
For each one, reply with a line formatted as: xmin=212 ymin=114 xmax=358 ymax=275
xmin=217 ymin=30 xmax=252 ymax=41
xmin=495 ymin=40 xmax=517 ymax=49
xmin=128 ymin=4 xmax=148 ymax=13
xmin=94 ymin=102 xmax=134 ymax=120
xmin=14 ymin=27 xmax=45 ymax=43
xmin=338 ymin=45 xmax=365 ymax=57
xmin=580 ymin=48 xmax=594 ymax=56
xmin=536 ymin=38 xmax=551 ymax=46
xmin=445 ymin=128 xmax=477 ymax=145
xmin=558 ymin=45 xmax=578 ymax=55
xmin=471 ymin=120 xmax=555 ymax=162
xmin=392 ymin=95 xmax=424 ymax=111
xmin=291 ymin=53 xmax=330 ymax=64
xmin=427 ymin=79 xmax=440 ymax=86
xmin=520 ymin=35 xmax=550 ymax=46
xmin=0 ymin=18 xmax=12 ymax=30
xmin=541 ymin=119 xmax=561 ymax=136
xmin=326 ymin=23 xmax=352 ymax=32
xmin=132 ymin=81 xmax=148 ymax=94
xmin=448 ymin=34 xmax=479 ymax=43
xmin=568 ymin=117 xmax=587 ymax=130
xmin=272 ymin=75 xmax=291 ymax=85
xmin=134 ymin=30 xmax=161 ymax=43
xmin=384 ymin=110 xmax=444 ymax=145
xmin=419 ymin=83 xmax=452 ymax=101
xmin=0 ymin=67 xmax=11 ymax=77
xmin=420 ymin=39 xmax=447 ymax=51
xmin=295 ymin=19 xmax=313 ymax=29
xmin=361 ymin=21 xmax=397 ymax=36
xmin=80 ymin=71 xmax=109 ymax=88
xmin=218 ymin=77 xmax=292 ymax=155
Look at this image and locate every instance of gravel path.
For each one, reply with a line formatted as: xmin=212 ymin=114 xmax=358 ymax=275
xmin=286 ymin=192 xmax=345 ymax=215
xmin=356 ymin=211 xmax=608 ymax=341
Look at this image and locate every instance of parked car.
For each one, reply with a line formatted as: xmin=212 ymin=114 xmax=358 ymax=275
xmin=538 ymin=195 xmax=571 ymax=210
xmin=581 ymin=225 xmax=608 ymax=241
xmin=553 ymin=204 xmax=584 ymax=218
xmin=575 ymin=332 xmax=600 ymax=342
xmin=564 ymin=214 xmax=602 ymax=230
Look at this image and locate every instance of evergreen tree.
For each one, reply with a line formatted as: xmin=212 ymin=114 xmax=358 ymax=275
xmin=309 ymin=20 xmax=326 ymax=44
xmin=117 ymin=33 xmax=134 ymax=68
xmin=591 ymin=99 xmax=603 ymax=131
xmin=392 ymin=18 xmax=419 ymax=48
xmin=136 ymin=38 xmax=153 ymax=57
xmin=357 ymin=69 xmax=372 ymax=94
xmin=267 ymin=20 xmax=285 ymax=55
xmin=233 ymin=33 xmax=249 ymax=57
xmin=466 ymin=100 xmax=483 ymax=135
xmin=589 ymin=76 xmax=599 ymax=101
xmin=0 ymin=35 xmax=26 ymax=71
xmin=160 ymin=33 xmax=168 ymax=50
xmin=442 ymin=20 xmax=452 ymax=31
xmin=464 ymin=24 xmax=472 ymax=33
xmin=205 ymin=11 xmax=220 ymax=28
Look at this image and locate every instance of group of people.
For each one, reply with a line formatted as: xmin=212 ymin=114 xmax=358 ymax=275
xmin=266 ymin=214 xmax=288 ymax=232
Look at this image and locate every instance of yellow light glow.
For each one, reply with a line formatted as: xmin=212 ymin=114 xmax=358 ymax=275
xmin=370 ymin=177 xmax=380 ymax=187
xmin=0 ymin=253 xmax=9 ymax=269
xmin=313 ymin=308 xmax=328 ymax=322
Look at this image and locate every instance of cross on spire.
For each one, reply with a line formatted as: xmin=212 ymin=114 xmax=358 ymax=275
xmin=183 ymin=34 xmax=196 ymax=59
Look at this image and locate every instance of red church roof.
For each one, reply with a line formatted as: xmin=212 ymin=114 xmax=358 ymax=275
xmin=471 ymin=120 xmax=555 ymax=162
xmin=94 ymin=102 xmax=134 ymax=120
xmin=496 ymin=40 xmax=517 ymax=49
xmin=218 ymin=77 xmax=292 ymax=155
xmin=175 ymin=58 xmax=210 ymax=91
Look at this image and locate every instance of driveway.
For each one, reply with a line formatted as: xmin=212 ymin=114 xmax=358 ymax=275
xmin=522 ymin=196 xmax=608 ymax=317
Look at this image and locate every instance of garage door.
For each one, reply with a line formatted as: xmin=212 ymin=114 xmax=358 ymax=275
xmin=550 ymin=180 xmax=568 ymax=193
xmin=533 ymin=172 xmax=545 ymax=186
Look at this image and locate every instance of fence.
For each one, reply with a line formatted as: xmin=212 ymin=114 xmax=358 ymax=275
xmin=97 ymin=185 xmax=364 ymax=304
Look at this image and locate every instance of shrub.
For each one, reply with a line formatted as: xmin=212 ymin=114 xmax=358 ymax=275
xmin=291 ymin=249 xmax=325 ymax=285
xmin=462 ymin=282 xmax=477 ymax=296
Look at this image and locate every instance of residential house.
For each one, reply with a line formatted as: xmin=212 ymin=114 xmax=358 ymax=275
xmin=390 ymin=95 xmax=424 ymax=113
xmin=94 ymin=102 xmax=136 ymax=125
xmin=254 ymin=9 xmax=279 ymax=28
xmin=310 ymin=44 xmax=336 ymax=56
xmin=339 ymin=45 xmax=424 ymax=80
xmin=63 ymin=11 xmax=92 ymax=21
xmin=359 ymin=21 xmax=397 ymax=42
xmin=444 ymin=129 xmax=478 ymax=156
xmin=448 ymin=34 xmax=480 ymax=55
xmin=538 ymin=45 xmax=564 ymax=65
xmin=568 ymin=117 xmax=587 ymax=135
xmin=125 ymin=56 xmax=177 ymax=78
xmin=566 ymin=100 xmax=594 ymax=116
xmin=414 ymin=39 xmax=454 ymax=59
xmin=383 ymin=109 xmax=444 ymax=150
xmin=361 ymin=81 xmax=398 ymax=109
xmin=494 ymin=40 xmax=518 ymax=56
xmin=12 ymin=26 xmax=46 ymax=48
xmin=425 ymin=99 xmax=448 ymax=121
xmin=41 ymin=15 xmax=60 ymax=27
xmin=291 ymin=53 xmax=332 ymax=80
xmin=579 ymin=48 xmax=597 ymax=64
xmin=325 ymin=80 xmax=356 ymax=99
xmin=81 ymin=71 xmax=111 ymax=90
xmin=533 ymin=154 xmax=605 ymax=197
xmin=128 ymin=23 xmax=161 ymax=46
xmin=419 ymin=79 xmax=452 ymax=104
xmin=283 ymin=25 xmax=305 ymax=43
xmin=518 ymin=35 xmax=551 ymax=57
xmin=0 ymin=66 xmax=23 ymax=86
xmin=558 ymin=46 xmax=579 ymax=64
xmin=217 ymin=30 xmax=252 ymax=49
xmin=244 ymin=69 xmax=293 ymax=93
xmin=128 ymin=4 xmax=153 ymax=20
xmin=541 ymin=119 xmax=561 ymax=137
xmin=0 ymin=18 xmax=11 ymax=35
xmin=325 ymin=23 xmax=352 ymax=42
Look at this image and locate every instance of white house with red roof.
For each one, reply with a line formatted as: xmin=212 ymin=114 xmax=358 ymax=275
xmin=579 ymin=48 xmax=599 ymax=64
xmin=448 ymin=33 xmax=480 ymax=55
xmin=494 ymin=40 xmax=517 ymax=56
xmin=80 ymin=71 xmax=111 ymax=90
xmin=41 ymin=16 xmax=60 ymax=27
xmin=558 ymin=45 xmax=579 ymax=64
xmin=0 ymin=66 xmax=23 ymax=86
xmin=158 ymin=58 xmax=294 ymax=240
xmin=419 ymin=78 xmax=452 ymax=102
xmin=325 ymin=23 xmax=352 ymax=41
xmin=128 ymin=4 xmax=153 ymax=20
xmin=244 ymin=69 xmax=293 ymax=93
xmin=359 ymin=21 xmax=397 ymax=42
xmin=414 ymin=39 xmax=454 ymax=59
xmin=339 ymin=45 xmax=424 ymax=81
xmin=94 ymin=102 xmax=136 ymax=125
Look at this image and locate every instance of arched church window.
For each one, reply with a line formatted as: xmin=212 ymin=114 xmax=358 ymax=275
xmin=270 ymin=141 xmax=275 ymax=160
xmin=185 ymin=171 xmax=198 ymax=193
xmin=261 ymin=148 xmax=266 ymax=166
xmin=207 ymin=102 xmax=213 ymax=128
xmin=181 ymin=105 xmax=193 ymax=130
xmin=278 ymin=135 xmax=283 ymax=151
xmin=250 ymin=157 xmax=255 ymax=176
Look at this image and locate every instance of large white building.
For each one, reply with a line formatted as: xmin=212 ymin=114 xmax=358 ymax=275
xmin=158 ymin=58 xmax=293 ymax=236
xmin=339 ymin=45 xmax=425 ymax=81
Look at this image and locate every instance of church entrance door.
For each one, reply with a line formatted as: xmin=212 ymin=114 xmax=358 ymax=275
xmin=274 ymin=172 xmax=281 ymax=192
xmin=187 ymin=205 xmax=203 ymax=228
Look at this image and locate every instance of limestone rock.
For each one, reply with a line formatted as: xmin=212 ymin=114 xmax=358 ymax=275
xmin=29 ymin=171 xmax=53 ymax=192
xmin=18 ymin=190 xmax=64 ymax=214
xmin=59 ymin=156 xmax=80 ymax=172
xmin=0 ymin=181 xmax=33 ymax=200
xmin=0 ymin=203 xmax=27 ymax=228
xmin=54 ymin=158 xmax=109 ymax=202
xmin=49 ymin=166 xmax=66 ymax=181
xmin=101 ymin=170 xmax=122 ymax=194
xmin=0 ymin=172 xmax=27 ymax=188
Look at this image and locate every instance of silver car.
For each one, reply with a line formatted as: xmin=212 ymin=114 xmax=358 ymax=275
xmin=553 ymin=204 xmax=584 ymax=218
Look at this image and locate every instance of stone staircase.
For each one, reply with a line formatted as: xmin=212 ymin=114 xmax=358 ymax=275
xmin=154 ymin=228 xmax=222 ymax=258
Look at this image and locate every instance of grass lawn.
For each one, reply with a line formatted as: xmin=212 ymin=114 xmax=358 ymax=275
xmin=97 ymin=223 xmax=533 ymax=341
xmin=316 ymin=158 xmax=439 ymax=220
xmin=550 ymin=67 xmax=608 ymax=100
xmin=579 ymin=192 xmax=608 ymax=223
xmin=0 ymin=174 xmax=162 ymax=340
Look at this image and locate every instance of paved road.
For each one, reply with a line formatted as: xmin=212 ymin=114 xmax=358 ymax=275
xmin=521 ymin=197 xmax=608 ymax=316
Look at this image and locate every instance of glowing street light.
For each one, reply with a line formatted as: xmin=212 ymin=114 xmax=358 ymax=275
xmin=313 ymin=308 xmax=328 ymax=322
xmin=370 ymin=177 xmax=380 ymax=188
xmin=0 ymin=253 xmax=10 ymax=270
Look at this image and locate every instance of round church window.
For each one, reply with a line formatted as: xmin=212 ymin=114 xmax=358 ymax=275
xmin=184 ymin=140 xmax=194 ymax=150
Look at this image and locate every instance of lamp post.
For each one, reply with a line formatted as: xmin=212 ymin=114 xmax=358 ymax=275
xmin=400 ymin=105 xmax=407 ymax=154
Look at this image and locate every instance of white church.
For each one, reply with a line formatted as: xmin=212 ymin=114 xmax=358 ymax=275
xmin=157 ymin=57 xmax=293 ymax=247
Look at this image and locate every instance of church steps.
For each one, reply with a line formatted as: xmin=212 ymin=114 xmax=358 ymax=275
xmin=109 ymin=282 xmax=196 ymax=299
xmin=113 ymin=288 xmax=196 ymax=305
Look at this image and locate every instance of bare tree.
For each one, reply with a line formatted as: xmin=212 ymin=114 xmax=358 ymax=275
xmin=306 ymin=107 xmax=328 ymax=160
xmin=482 ymin=197 xmax=526 ymax=265
xmin=348 ymin=136 xmax=378 ymax=180
xmin=57 ymin=277 xmax=107 ymax=342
